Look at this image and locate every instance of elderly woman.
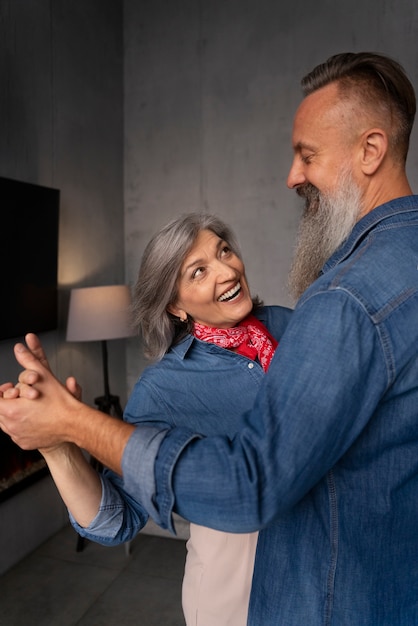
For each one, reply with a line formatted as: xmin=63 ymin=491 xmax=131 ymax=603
xmin=7 ymin=214 xmax=292 ymax=626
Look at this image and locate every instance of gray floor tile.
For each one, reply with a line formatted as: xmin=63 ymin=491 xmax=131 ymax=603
xmin=0 ymin=524 xmax=187 ymax=626
xmin=77 ymin=567 xmax=186 ymax=626
xmin=0 ymin=554 xmax=120 ymax=626
xmin=127 ymin=534 xmax=187 ymax=580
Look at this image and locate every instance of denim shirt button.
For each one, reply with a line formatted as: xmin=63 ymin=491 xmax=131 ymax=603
xmin=248 ymin=362 xmax=254 ymax=369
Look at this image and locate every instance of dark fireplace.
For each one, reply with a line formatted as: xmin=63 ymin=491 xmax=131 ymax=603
xmin=0 ymin=430 xmax=47 ymax=503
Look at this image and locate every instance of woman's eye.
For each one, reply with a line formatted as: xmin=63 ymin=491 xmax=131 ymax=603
xmin=192 ymin=267 xmax=204 ymax=279
xmin=221 ymin=245 xmax=231 ymax=256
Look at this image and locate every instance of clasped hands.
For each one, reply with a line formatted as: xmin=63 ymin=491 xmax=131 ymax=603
xmin=0 ymin=333 xmax=81 ymax=451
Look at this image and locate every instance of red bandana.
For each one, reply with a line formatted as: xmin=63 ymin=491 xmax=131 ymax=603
xmin=193 ymin=314 xmax=278 ymax=372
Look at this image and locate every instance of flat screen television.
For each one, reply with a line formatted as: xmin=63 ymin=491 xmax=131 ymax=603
xmin=0 ymin=177 xmax=60 ymax=341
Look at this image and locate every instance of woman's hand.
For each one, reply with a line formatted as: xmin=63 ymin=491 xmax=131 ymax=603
xmin=0 ymin=382 xmax=15 ymax=397
xmin=0 ymin=334 xmax=104 ymax=527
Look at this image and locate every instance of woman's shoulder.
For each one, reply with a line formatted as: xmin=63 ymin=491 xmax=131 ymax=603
xmin=137 ymin=335 xmax=208 ymax=381
xmin=255 ymin=304 xmax=293 ymax=341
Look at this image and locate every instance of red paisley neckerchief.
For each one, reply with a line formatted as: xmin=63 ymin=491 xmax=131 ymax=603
xmin=193 ymin=314 xmax=278 ymax=372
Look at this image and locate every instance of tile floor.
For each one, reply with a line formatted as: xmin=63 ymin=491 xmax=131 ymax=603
xmin=0 ymin=524 xmax=187 ymax=626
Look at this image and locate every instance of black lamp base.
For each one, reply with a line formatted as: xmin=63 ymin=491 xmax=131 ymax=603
xmin=94 ymin=393 xmax=123 ymax=419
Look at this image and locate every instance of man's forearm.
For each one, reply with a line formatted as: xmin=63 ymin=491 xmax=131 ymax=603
xmin=68 ymin=406 xmax=136 ymax=476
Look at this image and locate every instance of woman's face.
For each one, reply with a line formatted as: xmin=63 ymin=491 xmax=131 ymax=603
xmin=169 ymin=229 xmax=253 ymax=328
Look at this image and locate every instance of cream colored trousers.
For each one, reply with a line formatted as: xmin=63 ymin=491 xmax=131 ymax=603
xmin=182 ymin=524 xmax=258 ymax=626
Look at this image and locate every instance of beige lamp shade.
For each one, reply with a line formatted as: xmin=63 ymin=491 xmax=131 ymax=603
xmin=66 ymin=285 xmax=134 ymax=342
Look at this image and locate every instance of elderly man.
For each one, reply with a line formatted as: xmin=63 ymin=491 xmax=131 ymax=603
xmin=1 ymin=52 xmax=418 ymax=624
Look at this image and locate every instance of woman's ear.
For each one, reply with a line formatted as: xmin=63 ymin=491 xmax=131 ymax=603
xmin=359 ymin=128 xmax=388 ymax=175
xmin=167 ymin=304 xmax=187 ymax=322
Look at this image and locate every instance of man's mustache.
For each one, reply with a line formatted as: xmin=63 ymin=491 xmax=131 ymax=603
xmin=296 ymin=183 xmax=321 ymax=213
xmin=296 ymin=183 xmax=319 ymax=199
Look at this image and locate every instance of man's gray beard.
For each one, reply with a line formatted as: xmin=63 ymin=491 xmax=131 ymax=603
xmin=288 ymin=170 xmax=362 ymax=301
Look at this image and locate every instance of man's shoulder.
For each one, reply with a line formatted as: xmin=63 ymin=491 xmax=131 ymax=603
xmin=304 ymin=219 xmax=418 ymax=318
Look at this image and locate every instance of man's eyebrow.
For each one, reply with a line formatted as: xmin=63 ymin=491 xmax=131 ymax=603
xmin=293 ymin=140 xmax=316 ymax=152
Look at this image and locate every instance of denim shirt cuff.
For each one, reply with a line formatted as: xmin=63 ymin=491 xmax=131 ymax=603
xmin=122 ymin=426 xmax=201 ymax=534
xmin=69 ymin=476 xmax=125 ymax=541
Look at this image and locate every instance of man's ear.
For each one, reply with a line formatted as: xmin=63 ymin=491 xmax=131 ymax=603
xmin=167 ymin=304 xmax=187 ymax=322
xmin=359 ymin=128 xmax=388 ymax=175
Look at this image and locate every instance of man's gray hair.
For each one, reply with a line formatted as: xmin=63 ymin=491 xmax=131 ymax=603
xmin=131 ymin=213 xmax=259 ymax=361
xmin=301 ymin=52 xmax=416 ymax=163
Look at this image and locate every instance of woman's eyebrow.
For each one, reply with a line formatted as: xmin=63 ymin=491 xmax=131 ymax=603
xmin=181 ymin=238 xmax=225 ymax=275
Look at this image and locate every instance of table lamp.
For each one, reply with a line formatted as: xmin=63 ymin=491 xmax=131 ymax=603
xmin=66 ymin=284 xmax=135 ymax=417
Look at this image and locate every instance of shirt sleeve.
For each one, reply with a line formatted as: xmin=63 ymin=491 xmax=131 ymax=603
xmin=70 ymin=471 xmax=150 ymax=545
xmin=122 ymin=288 xmax=389 ymax=532
xmin=71 ymin=370 xmax=188 ymax=542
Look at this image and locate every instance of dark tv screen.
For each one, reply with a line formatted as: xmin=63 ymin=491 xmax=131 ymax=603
xmin=0 ymin=177 xmax=60 ymax=341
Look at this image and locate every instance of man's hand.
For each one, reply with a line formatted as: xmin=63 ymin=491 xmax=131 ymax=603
xmin=0 ymin=334 xmax=84 ymax=450
xmin=0 ymin=334 xmax=134 ymax=475
xmin=2 ymin=333 xmax=82 ymax=402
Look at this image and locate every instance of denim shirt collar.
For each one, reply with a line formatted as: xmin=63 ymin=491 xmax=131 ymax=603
xmin=170 ymin=334 xmax=195 ymax=360
xmin=323 ymin=195 xmax=418 ymax=273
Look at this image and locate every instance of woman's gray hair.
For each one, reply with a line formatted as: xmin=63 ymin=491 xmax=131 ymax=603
xmin=131 ymin=212 xmax=260 ymax=361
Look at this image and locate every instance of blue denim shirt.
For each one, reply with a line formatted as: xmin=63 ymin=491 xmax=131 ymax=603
xmin=123 ymin=196 xmax=418 ymax=625
xmin=71 ymin=306 xmax=292 ymax=544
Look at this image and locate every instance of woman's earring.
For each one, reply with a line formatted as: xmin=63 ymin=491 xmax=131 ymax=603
xmin=179 ymin=316 xmax=187 ymax=323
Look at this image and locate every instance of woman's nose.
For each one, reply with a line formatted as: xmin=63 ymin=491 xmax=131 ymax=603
xmin=216 ymin=261 xmax=236 ymax=281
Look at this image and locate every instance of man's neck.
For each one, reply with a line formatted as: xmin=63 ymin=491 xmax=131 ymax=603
xmin=360 ymin=171 xmax=412 ymax=218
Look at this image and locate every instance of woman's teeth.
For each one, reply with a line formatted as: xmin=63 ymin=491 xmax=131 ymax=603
xmin=218 ymin=282 xmax=241 ymax=302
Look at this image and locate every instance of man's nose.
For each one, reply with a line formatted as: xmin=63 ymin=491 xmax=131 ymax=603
xmin=287 ymin=158 xmax=306 ymax=189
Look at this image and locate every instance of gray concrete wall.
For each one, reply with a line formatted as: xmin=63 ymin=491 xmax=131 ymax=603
xmin=1 ymin=0 xmax=418 ymax=574
xmin=0 ymin=0 xmax=124 ymax=574
xmin=124 ymin=0 xmax=418 ymax=389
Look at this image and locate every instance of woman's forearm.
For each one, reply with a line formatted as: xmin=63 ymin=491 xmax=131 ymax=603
xmin=40 ymin=443 xmax=102 ymax=528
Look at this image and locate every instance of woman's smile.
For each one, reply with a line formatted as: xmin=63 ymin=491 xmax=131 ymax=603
xmin=217 ymin=281 xmax=242 ymax=302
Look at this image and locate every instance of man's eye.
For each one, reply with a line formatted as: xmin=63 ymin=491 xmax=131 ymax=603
xmin=301 ymin=154 xmax=312 ymax=164
xmin=221 ymin=245 xmax=231 ymax=256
